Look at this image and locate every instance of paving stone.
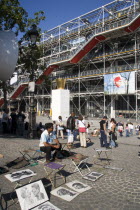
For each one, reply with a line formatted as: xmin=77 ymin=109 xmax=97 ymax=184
xmin=0 ymin=118 xmax=140 ymax=209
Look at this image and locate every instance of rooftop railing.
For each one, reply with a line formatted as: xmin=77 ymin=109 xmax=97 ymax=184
xmin=39 ymin=1 xmax=139 ymax=65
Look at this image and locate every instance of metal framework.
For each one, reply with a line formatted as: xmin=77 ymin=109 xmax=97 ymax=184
xmin=1 ymin=0 xmax=140 ymax=120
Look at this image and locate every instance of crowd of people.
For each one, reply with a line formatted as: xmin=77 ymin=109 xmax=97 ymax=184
xmin=39 ymin=113 xmax=140 ymax=162
xmin=0 ymin=109 xmax=140 ymax=162
xmin=0 ymin=109 xmax=27 ymax=136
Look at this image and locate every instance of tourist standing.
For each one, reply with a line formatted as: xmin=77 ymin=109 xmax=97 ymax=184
xmin=99 ymin=116 xmax=108 ymax=148
xmin=57 ymin=116 xmax=64 ymax=140
xmin=129 ymin=123 xmax=134 ymax=136
xmin=125 ymin=124 xmax=130 ymax=137
xmin=135 ymin=124 xmax=139 ymax=135
xmin=86 ymin=122 xmax=91 ymax=142
xmin=109 ymin=118 xmax=117 ymax=148
xmin=78 ymin=115 xmax=87 ymax=148
xmin=67 ymin=112 xmax=76 ymax=142
xmin=117 ymin=121 xmax=123 ymax=137
xmin=17 ymin=111 xmax=26 ymax=136
xmin=1 ymin=109 xmax=9 ymax=134
xmin=10 ymin=109 xmax=17 ymax=134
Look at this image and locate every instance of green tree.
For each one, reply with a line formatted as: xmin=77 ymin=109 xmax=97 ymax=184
xmin=0 ymin=0 xmax=46 ymax=110
xmin=0 ymin=0 xmax=28 ymax=35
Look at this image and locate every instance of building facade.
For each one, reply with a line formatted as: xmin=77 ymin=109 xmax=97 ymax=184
xmin=2 ymin=0 xmax=140 ymax=120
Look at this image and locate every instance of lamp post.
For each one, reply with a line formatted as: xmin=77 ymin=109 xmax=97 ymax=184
xmin=27 ymin=24 xmax=39 ymax=138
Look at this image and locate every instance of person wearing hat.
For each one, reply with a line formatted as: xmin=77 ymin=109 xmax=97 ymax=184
xmin=99 ymin=116 xmax=109 ymax=148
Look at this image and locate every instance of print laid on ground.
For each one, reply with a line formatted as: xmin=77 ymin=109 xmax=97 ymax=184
xmin=83 ymin=171 xmax=103 ymax=181
xmin=66 ymin=180 xmax=92 ymax=193
xmin=51 ymin=186 xmax=79 ymax=202
xmin=16 ymin=180 xmax=49 ymax=210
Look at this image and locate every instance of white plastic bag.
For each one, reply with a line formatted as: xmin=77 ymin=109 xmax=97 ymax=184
xmin=68 ymin=134 xmax=74 ymax=143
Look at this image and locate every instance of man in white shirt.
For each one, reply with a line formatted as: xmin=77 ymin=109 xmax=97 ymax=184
xmin=39 ymin=123 xmax=61 ymax=163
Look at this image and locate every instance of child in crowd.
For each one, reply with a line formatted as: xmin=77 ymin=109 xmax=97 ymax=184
xmin=91 ymin=129 xmax=100 ymax=137
xmin=125 ymin=124 xmax=130 ymax=137
xmin=53 ymin=121 xmax=57 ymax=136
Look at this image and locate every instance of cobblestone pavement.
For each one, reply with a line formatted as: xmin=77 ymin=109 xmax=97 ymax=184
xmin=0 ymin=128 xmax=140 ymax=209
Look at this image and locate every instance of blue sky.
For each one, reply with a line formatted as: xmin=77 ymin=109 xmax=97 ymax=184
xmin=19 ymin=0 xmax=113 ymax=32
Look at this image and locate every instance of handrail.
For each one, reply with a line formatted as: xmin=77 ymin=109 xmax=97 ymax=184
xmin=40 ymin=11 xmax=140 ymax=66
xmin=51 ymin=63 xmax=139 ymax=80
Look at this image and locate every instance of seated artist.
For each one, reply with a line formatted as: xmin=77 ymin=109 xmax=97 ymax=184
xmin=39 ymin=123 xmax=61 ymax=163
xmin=91 ymin=128 xmax=100 ymax=137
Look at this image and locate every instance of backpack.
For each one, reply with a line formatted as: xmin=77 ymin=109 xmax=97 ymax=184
xmin=18 ymin=116 xmax=23 ymax=123
xmin=0 ymin=167 xmax=9 ymax=174
xmin=55 ymin=150 xmax=70 ymax=159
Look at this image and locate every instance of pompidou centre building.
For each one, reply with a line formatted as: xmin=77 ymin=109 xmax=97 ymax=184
xmin=2 ymin=0 xmax=140 ymax=120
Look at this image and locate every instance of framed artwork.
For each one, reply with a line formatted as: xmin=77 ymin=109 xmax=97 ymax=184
xmin=83 ymin=171 xmax=103 ymax=181
xmin=5 ymin=169 xmax=36 ymax=182
xmin=51 ymin=187 xmax=79 ymax=202
xmin=66 ymin=180 xmax=92 ymax=193
xmin=16 ymin=180 xmax=48 ymax=210
xmin=32 ymin=201 xmax=61 ymax=210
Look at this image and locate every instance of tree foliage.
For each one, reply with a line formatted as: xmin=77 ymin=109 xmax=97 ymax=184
xmin=18 ymin=44 xmax=45 ymax=81
xmin=0 ymin=0 xmax=46 ymax=37
xmin=0 ymin=0 xmax=46 ymax=77
xmin=0 ymin=0 xmax=46 ymax=109
xmin=0 ymin=0 xmax=28 ymax=35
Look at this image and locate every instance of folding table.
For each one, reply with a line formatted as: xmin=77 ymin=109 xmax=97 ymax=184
xmin=94 ymin=148 xmax=112 ymax=164
xmin=44 ymin=162 xmax=66 ymax=187
xmin=69 ymin=154 xmax=90 ymax=176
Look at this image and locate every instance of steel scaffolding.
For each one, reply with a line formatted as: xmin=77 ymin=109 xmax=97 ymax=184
xmin=2 ymin=0 xmax=140 ymax=120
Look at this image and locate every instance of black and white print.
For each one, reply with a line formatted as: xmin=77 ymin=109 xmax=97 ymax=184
xmin=5 ymin=169 xmax=36 ymax=182
xmin=51 ymin=187 xmax=79 ymax=202
xmin=83 ymin=171 xmax=103 ymax=181
xmin=66 ymin=180 xmax=92 ymax=193
xmin=16 ymin=180 xmax=48 ymax=210
xmin=32 ymin=201 xmax=61 ymax=210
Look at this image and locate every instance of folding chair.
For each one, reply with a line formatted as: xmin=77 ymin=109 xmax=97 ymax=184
xmin=69 ymin=154 xmax=90 ymax=176
xmin=32 ymin=149 xmax=46 ymax=163
xmin=19 ymin=149 xmax=36 ymax=162
xmin=44 ymin=162 xmax=66 ymax=187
